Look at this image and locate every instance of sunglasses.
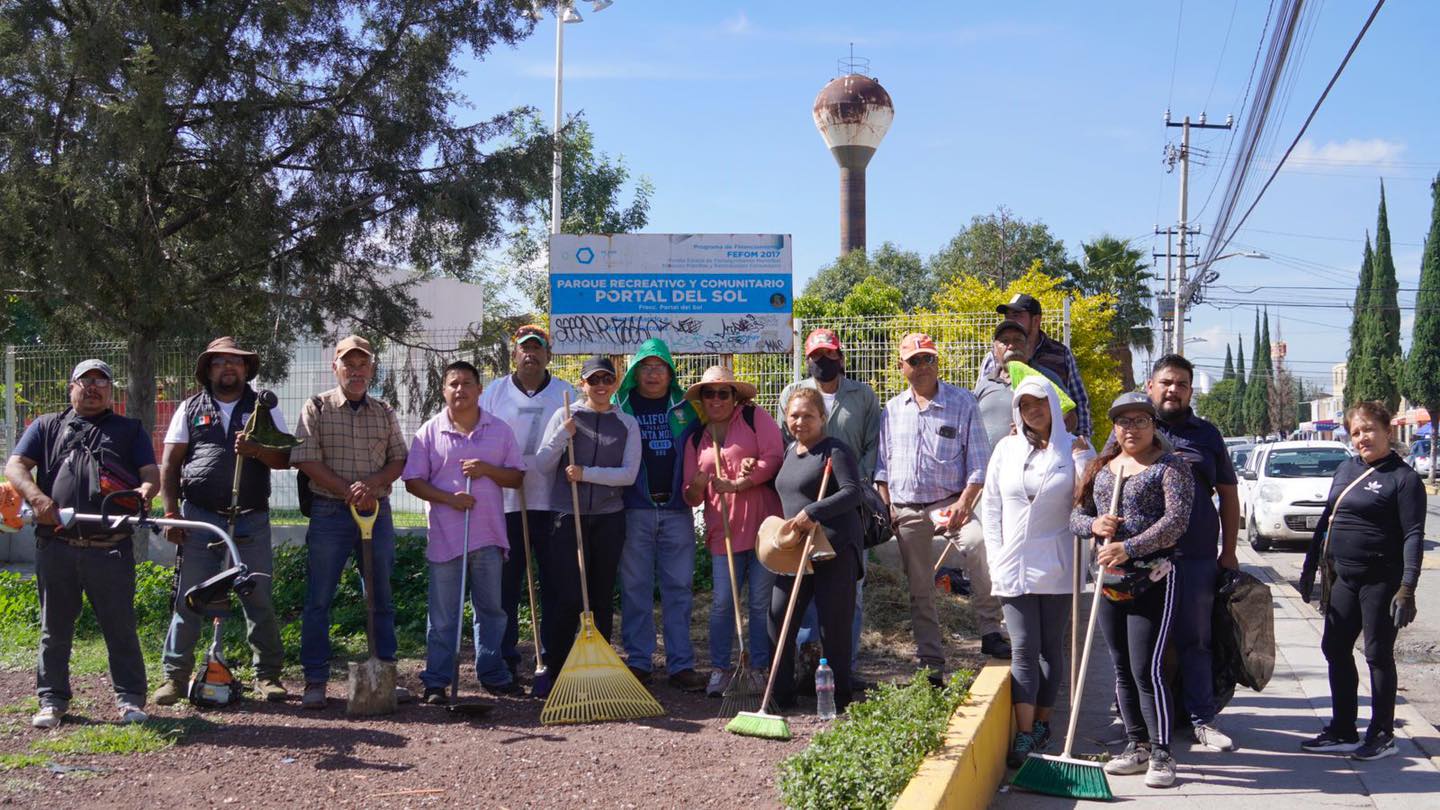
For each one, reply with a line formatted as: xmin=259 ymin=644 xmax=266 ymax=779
xmin=700 ymin=387 xmax=734 ymax=401
xmin=904 ymin=354 xmax=938 ymax=367
xmin=584 ymin=373 xmax=616 ymax=386
xmin=1114 ymin=416 xmax=1154 ymax=430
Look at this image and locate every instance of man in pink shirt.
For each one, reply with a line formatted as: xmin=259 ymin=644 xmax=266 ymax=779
xmin=403 ymin=361 xmax=524 ymax=703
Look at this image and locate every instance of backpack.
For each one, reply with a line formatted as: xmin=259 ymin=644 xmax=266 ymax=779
xmin=42 ymin=409 xmax=143 ymax=538
xmin=858 ymin=483 xmax=894 ymax=549
xmin=294 ymin=396 xmax=323 ymax=517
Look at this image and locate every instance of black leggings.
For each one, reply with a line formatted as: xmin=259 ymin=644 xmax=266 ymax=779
xmin=1322 ymin=562 xmax=1402 ymax=739
xmin=539 ymin=511 xmax=626 ymax=673
xmin=769 ymin=543 xmax=860 ymax=712
xmin=1097 ymin=573 xmax=1176 ymax=749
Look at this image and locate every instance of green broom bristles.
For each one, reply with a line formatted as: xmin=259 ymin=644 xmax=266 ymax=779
xmin=725 ymin=708 xmax=791 ymax=740
xmin=1011 ymin=753 xmax=1113 ymax=802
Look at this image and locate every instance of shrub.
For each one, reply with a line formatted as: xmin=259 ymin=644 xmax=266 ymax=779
xmin=778 ymin=671 xmax=974 ymax=810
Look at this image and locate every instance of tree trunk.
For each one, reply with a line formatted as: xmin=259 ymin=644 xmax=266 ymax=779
xmin=126 ymin=336 xmax=157 ymax=435
xmin=1109 ymin=341 xmax=1135 ymax=391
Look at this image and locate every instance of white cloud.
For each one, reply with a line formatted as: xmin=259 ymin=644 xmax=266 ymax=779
xmin=724 ymin=11 xmax=751 ymax=35
xmin=1285 ymin=138 xmax=1407 ymax=168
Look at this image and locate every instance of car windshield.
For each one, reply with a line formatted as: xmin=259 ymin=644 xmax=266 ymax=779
xmin=1232 ymin=450 xmax=1251 ymax=468
xmin=1264 ymin=449 xmax=1348 ymax=478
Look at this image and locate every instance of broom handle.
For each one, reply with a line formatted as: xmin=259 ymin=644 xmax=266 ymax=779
xmin=518 ymin=488 xmax=543 ymax=674
xmin=453 ymin=477 xmax=473 ymax=701
xmin=1062 ymin=469 xmax=1126 ymax=759
xmin=1070 ymin=532 xmax=1081 ymax=699
xmin=711 ymin=423 xmax=747 ymax=653
xmin=563 ymin=392 xmax=591 ymax=615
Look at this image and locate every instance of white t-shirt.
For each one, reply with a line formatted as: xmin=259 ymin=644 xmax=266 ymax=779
xmin=820 ymin=390 xmax=838 ymax=419
xmin=478 ymin=373 xmax=577 ymax=513
xmin=164 ymin=395 xmax=288 ymax=444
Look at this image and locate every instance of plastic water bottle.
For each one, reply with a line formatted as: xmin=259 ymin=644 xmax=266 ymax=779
xmin=815 ymin=658 xmax=836 ymax=721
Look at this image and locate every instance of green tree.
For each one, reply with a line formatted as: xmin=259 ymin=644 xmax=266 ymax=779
xmin=1234 ymin=336 xmax=1248 ymax=436
xmin=804 ymin=242 xmax=935 ymax=311
xmin=1369 ymin=182 xmax=1404 ymax=411
xmin=794 ymin=275 xmax=905 ymax=320
xmin=1343 ymin=233 xmax=1375 ymax=408
xmin=1402 ymin=173 xmax=1440 ymax=485
xmin=0 ymin=1 xmax=552 ymax=430
xmin=1072 ymin=235 xmax=1155 ymax=390
xmin=1243 ymin=311 xmax=1273 ymax=435
xmin=929 ymin=206 xmax=1078 ymax=288
xmin=1223 ymin=344 xmax=1235 ymax=381
xmin=1196 ymin=378 xmax=1239 ymax=432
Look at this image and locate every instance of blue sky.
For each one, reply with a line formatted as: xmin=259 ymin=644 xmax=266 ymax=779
xmin=457 ymin=1 xmax=1438 ymax=391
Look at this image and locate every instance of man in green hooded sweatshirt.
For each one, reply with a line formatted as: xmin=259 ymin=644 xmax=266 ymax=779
xmin=614 ymin=338 xmax=708 ymax=691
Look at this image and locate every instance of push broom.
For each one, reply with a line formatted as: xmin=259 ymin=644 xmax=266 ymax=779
xmin=1009 ymin=470 xmax=1126 ymax=802
xmin=540 ymin=393 xmax=664 ymax=725
xmin=727 ymin=459 xmax=831 ymax=741
xmin=714 ymin=423 xmax=765 ymax=718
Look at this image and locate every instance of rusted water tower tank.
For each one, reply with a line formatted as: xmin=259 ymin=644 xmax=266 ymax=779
xmin=813 ymin=59 xmax=893 ymax=255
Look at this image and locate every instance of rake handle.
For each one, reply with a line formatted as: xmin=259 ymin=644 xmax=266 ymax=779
xmin=1063 ymin=469 xmax=1126 ymax=759
xmin=563 ymin=392 xmax=591 ymax=615
xmin=453 ymin=477 xmax=473 ymax=701
xmin=518 ymin=488 xmax=543 ymax=675
xmin=711 ymin=423 xmax=747 ymax=655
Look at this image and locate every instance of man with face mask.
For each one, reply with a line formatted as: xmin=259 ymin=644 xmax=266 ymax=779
xmin=777 ymin=329 xmax=881 ymax=689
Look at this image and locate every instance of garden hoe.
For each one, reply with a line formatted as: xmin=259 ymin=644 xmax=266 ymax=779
xmin=447 ymin=479 xmax=495 ymax=719
xmin=347 ymin=503 xmax=397 ymax=716
xmin=540 ymin=392 xmax=664 ymax=725
xmin=713 ymin=424 xmax=763 ymax=719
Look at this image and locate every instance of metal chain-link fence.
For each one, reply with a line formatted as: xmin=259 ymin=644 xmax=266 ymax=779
xmin=1 ymin=308 xmax=1066 ymax=524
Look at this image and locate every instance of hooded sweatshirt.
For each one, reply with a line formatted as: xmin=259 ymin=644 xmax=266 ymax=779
xmin=535 ymin=398 xmax=641 ymax=516
xmin=612 ymin=338 xmax=699 ymax=510
xmin=981 ymin=375 xmax=1077 ymax=597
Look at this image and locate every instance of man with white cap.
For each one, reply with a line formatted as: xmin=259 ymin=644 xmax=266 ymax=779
xmin=290 ymin=335 xmax=408 ymax=710
xmin=5 ymin=359 xmax=160 ymax=729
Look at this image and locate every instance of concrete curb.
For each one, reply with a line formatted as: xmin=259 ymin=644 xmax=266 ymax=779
xmin=894 ymin=661 xmax=1012 ymax=810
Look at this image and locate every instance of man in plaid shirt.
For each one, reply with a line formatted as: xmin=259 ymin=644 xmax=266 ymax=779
xmin=978 ymin=294 xmax=1091 ymax=438
xmin=291 ymin=335 xmax=409 ymax=710
xmin=875 ymin=333 xmax=994 ymax=682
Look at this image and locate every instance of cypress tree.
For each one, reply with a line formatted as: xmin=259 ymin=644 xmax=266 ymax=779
xmin=1223 ymin=344 xmax=1235 ymax=380
xmin=1244 ymin=311 xmax=1267 ymax=434
xmin=1257 ymin=310 xmax=1274 ymax=435
xmin=1234 ymin=336 xmax=1248 ymax=436
xmin=1370 ymin=181 xmax=1403 ymax=411
xmin=1402 ymin=173 xmax=1440 ymax=486
xmin=1344 ymin=233 xmax=1375 ymax=408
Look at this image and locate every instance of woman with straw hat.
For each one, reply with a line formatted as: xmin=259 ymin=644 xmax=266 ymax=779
xmin=681 ymin=365 xmax=784 ymax=698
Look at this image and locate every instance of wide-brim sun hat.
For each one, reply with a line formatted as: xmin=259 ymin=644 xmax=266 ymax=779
xmin=195 ymin=336 xmax=259 ymax=388
xmin=684 ymin=365 xmax=759 ymax=403
xmin=756 ymin=515 xmax=837 ymax=576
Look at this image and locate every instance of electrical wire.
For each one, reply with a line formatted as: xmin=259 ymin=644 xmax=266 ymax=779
xmin=1203 ymin=0 xmax=1241 ymax=115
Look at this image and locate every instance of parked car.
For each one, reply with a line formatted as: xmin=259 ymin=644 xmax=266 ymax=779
xmin=1240 ymin=440 xmax=1353 ymax=552
xmin=1410 ymin=438 xmax=1432 ymax=475
xmin=1229 ymin=443 xmax=1255 ymax=475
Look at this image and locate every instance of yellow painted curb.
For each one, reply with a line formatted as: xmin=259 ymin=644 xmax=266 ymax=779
xmin=894 ymin=661 xmax=1012 ymax=810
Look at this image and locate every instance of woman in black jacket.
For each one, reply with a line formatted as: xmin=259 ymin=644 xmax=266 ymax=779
xmin=1300 ymin=400 xmax=1424 ymax=761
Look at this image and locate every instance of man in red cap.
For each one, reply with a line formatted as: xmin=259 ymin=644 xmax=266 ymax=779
xmin=777 ymin=327 xmax=881 ymax=690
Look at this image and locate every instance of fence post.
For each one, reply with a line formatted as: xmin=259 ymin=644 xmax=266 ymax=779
xmin=3 ymin=345 xmax=14 ymax=459
xmin=1062 ymin=297 xmax=1072 ymax=348
xmin=791 ymin=317 xmax=804 ymax=383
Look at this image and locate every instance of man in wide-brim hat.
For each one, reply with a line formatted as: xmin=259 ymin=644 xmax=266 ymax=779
xmin=154 ymin=336 xmax=294 ymax=706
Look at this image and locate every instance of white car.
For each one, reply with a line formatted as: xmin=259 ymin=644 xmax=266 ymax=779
xmin=1240 ymin=440 xmax=1353 ymax=552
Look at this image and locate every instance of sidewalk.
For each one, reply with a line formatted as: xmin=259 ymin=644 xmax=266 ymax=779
xmin=991 ymin=545 xmax=1440 ymax=809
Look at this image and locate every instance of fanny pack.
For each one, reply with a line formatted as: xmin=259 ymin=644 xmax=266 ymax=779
xmin=1100 ymin=553 xmax=1173 ymax=603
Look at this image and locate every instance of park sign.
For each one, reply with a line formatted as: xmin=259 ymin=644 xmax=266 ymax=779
xmin=548 ymin=233 xmax=794 ymax=355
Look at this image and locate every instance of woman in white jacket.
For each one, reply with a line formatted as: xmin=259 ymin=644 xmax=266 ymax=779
xmin=983 ymin=373 xmax=1076 ymax=767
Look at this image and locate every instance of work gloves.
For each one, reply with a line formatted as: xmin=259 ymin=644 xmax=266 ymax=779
xmin=1391 ymin=584 xmax=1417 ymax=629
xmin=1299 ymin=559 xmax=1317 ymax=604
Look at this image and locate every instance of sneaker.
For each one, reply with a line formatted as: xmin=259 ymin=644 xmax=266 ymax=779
xmin=1301 ymin=727 xmax=1361 ymax=753
xmin=627 ymin=666 xmax=652 ymax=684
xmin=531 ymin=670 xmax=553 ymax=700
xmin=1351 ymin=731 xmax=1398 ymax=761
xmin=1144 ymin=747 xmax=1177 ymax=788
xmin=30 ymin=704 xmax=64 ymax=730
xmin=118 ymin=702 xmax=148 ymax=724
xmin=422 ymin=687 xmax=449 ymax=705
xmin=394 ymin=686 xmax=413 ymax=704
xmin=706 ymin=669 xmax=731 ymax=698
xmin=255 ymin=677 xmax=288 ymax=703
xmin=1032 ymin=719 xmax=1052 ymax=751
xmin=482 ymin=680 xmax=524 ymax=697
xmin=1193 ymin=720 xmax=1235 ymax=752
xmin=1006 ymin=730 xmax=1038 ymax=768
xmin=980 ymin=632 xmax=1012 ymax=659
xmin=302 ymin=682 xmax=328 ymax=710
xmin=152 ymin=678 xmax=188 ymax=706
xmin=668 ymin=668 xmax=707 ymax=692
xmin=1104 ymin=741 xmax=1151 ymax=775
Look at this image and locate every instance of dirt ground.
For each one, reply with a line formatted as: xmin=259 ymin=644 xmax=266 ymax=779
xmin=0 ymin=563 xmax=988 ymax=809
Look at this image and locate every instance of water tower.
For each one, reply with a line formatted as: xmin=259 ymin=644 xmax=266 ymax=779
xmin=812 ymin=54 xmax=894 ymax=255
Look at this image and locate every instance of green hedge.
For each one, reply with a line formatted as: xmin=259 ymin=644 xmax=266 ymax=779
xmin=778 ymin=671 xmax=975 ymax=810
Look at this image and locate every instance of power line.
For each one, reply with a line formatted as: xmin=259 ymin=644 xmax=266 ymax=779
xmin=1203 ymin=0 xmax=1242 ymax=115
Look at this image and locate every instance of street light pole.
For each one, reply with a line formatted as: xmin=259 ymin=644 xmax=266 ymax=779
xmin=551 ymin=8 xmax=565 ymax=236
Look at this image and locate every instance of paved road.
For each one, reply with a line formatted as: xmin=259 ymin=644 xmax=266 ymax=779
xmin=1245 ymin=492 xmax=1440 ymax=731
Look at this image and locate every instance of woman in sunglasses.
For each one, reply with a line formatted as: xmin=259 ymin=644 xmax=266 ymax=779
xmin=535 ymin=355 xmax=641 ymax=680
xmin=682 ymin=365 xmax=785 ymax=697
xmin=1070 ymin=392 xmax=1194 ymax=788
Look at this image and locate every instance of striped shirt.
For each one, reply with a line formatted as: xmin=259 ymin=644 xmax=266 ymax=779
xmin=290 ymin=388 xmax=408 ymax=500
xmin=875 ymin=382 xmax=991 ymax=505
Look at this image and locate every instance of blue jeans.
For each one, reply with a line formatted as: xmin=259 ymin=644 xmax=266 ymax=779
xmin=1173 ymin=556 xmax=1217 ymax=724
xmin=710 ymin=549 xmax=773 ymax=670
xmin=620 ymin=508 xmax=697 ymax=675
xmin=162 ymin=504 xmax=284 ymax=680
xmin=301 ymin=497 xmax=397 ymax=683
xmin=421 ymin=546 xmax=510 ymax=689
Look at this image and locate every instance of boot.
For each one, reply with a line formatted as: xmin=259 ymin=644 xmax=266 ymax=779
xmin=152 ymin=678 xmax=188 ymax=706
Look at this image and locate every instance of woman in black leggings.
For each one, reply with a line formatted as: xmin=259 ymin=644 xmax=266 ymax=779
xmin=1300 ymin=400 xmax=1424 ymax=761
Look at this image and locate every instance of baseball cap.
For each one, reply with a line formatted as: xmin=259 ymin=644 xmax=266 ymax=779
xmin=898 ymin=332 xmax=939 ymax=361
xmin=70 ymin=359 xmax=114 ymax=382
xmin=334 ymin=335 xmax=374 ymax=360
xmin=804 ymin=328 xmax=842 ymax=356
xmin=996 ymin=293 xmax=1042 ymax=316
xmin=993 ymin=320 xmax=1026 ymax=340
xmin=513 ymin=324 xmax=550 ymax=348
xmin=1107 ymin=391 xmax=1158 ymax=420
xmin=580 ymin=355 xmax=616 ymax=381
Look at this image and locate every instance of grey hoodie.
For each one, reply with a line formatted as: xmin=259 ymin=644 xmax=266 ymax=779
xmin=535 ymin=399 xmax=641 ymax=515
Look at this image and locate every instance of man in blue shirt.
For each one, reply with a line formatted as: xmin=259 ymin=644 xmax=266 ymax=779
xmin=1148 ymin=354 xmax=1240 ymax=752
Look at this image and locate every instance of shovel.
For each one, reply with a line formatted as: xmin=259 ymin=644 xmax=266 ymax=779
xmin=447 ymin=478 xmax=495 ymax=718
xmin=347 ymin=502 xmax=397 ymax=716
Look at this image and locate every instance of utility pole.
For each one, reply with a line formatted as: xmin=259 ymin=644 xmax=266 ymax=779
xmin=1153 ymin=226 xmax=1195 ymax=355
xmin=1164 ymin=110 xmax=1232 ymax=357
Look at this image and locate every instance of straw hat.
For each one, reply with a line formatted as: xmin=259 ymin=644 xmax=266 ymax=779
xmin=756 ymin=515 xmax=837 ymax=576
xmin=683 ymin=365 xmax=759 ymax=403
xmin=195 ymin=337 xmax=259 ymax=387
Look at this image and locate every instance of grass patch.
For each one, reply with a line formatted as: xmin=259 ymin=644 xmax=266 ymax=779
xmin=0 ymin=696 xmax=38 ymax=716
xmin=30 ymin=717 xmax=217 ymax=757
xmin=0 ymin=754 xmax=47 ymax=771
xmin=779 ymin=670 xmax=975 ymax=810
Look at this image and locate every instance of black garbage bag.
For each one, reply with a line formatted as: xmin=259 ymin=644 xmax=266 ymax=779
xmin=1163 ymin=567 xmax=1275 ymax=723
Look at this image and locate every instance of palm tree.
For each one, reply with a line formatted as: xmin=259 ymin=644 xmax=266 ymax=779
xmin=1073 ymin=235 xmax=1156 ymax=389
